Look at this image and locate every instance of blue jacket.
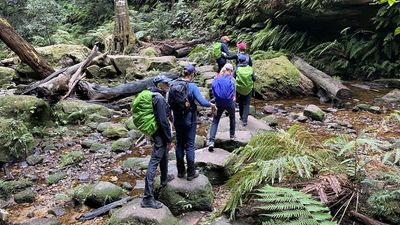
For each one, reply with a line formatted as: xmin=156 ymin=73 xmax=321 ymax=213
xmin=212 ymin=74 xmax=235 ymax=107
xmin=216 ymin=41 xmax=231 ymax=65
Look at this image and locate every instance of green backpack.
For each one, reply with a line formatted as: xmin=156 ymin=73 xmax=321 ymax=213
xmin=131 ymin=90 xmax=158 ymax=136
xmin=213 ymin=42 xmax=222 ymax=58
xmin=236 ymin=66 xmax=254 ymax=96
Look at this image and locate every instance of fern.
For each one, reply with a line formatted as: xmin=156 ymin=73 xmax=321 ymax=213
xmin=257 ymin=186 xmax=337 ymax=225
xmin=367 ymin=188 xmax=400 ymax=224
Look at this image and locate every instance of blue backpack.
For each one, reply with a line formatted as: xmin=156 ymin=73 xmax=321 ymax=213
xmin=237 ymin=53 xmax=250 ymax=65
xmin=212 ymin=74 xmax=235 ymax=107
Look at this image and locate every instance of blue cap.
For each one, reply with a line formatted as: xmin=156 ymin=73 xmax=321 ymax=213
xmin=184 ymin=64 xmax=196 ymax=74
xmin=153 ymin=75 xmax=172 ymax=84
xmin=238 ymin=54 xmax=247 ymax=62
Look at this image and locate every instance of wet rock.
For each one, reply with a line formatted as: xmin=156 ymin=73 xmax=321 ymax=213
xmin=111 ymin=168 xmax=123 ymax=175
xmin=303 ymin=105 xmax=325 ymax=121
xmin=261 ymin=115 xmax=278 ymax=127
xmin=375 ymin=89 xmax=400 ymax=108
xmin=262 ymin=105 xmax=275 ymax=114
xmin=15 ymin=217 xmax=61 ymax=225
xmin=178 ymin=211 xmax=204 ymax=225
xmin=85 ymin=181 xmax=125 ymax=208
xmin=0 ymin=95 xmax=51 ymax=127
xmin=0 ymin=66 xmax=16 ymax=89
xmin=19 ymin=161 xmax=28 ymax=168
xmin=85 ymin=65 xmax=100 ymax=78
xmin=14 ymin=189 xmax=35 ymax=203
xmin=54 ymin=100 xmax=112 ymax=125
xmin=195 ymin=135 xmax=206 ymax=149
xmin=24 ymin=174 xmax=39 ymax=181
xmin=47 ymin=172 xmax=67 ymax=185
xmin=124 ymin=117 xmax=135 ymax=130
xmin=369 ymin=106 xmax=382 ymax=114
xmin=122 ymin=157 xmax=150 ymax=170
xmin=78 ymin=172 xmax=90 ymax=182
xmin=128 ymin=129 xmax=142 ymax=140
xmin=297 ymin=115 xmax=308 ymax=122
xmin=112 ymin=138 xmax=133 ymax=152
xmin=156 ymin=174 xmax=213 ymax=215
xmin=101 ymin=123 xmax=129 ymax=139
xmin=48 ymin=205 xmax=65 ymax=217
xmin=203 ymin=71 xmax=216 ymax=79
xmin=89 ymin=143 xmax=106 ymax=152
xmin=87 ymin=114 xmax=110 ymax=123
xmin=215 ymin=131 xmax=251 ymax=152
xmin=353 ymin=104 xmax=382 ymax=114
xmin=108 ymin=198 xmax=178 ymax=225
xmin=26 ymin=155 xmax=45 ymax=166
xmin=195 ymin=148 xmax=232 ymax=185
xmin=81 ymin=139 xmax=95 ymax=148
xmin=122 ymin=182 xmax=133 ymax=191
xmin=0 ymin=118 xmax=35 ymax=163
xmin=253 ymin=56 xmax=314 ymax=99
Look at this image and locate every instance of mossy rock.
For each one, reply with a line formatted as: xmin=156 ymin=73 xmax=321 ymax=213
xmin=108 ymin=198 xmax=178 ymax=225
xmin=26 ymin=155 xmax=45 ymax=166
xmin=253 ymin=56 xmax=312 ymax=99
xmin=87 ymin=113 xmax=110 ymax=123
xmin=112 ymin=138 xmax=132 ymax=152
xmin=14 ymin=188 xmax=35 ymax=203
xmin=303 ymin=105 xmax=325 ymax=121
xmin=36 ymin=44 xmax=91 ymax=67
xmin=0 ymin=118 xmax=35 ymax=163
xmin=156 ymin=174 xmax=213 ymax=215
xmin=47 ymin=172 xmax=67 ymax=185
xmin=139 ymin=47 xmax=159 ymax=57
xmin=147 ymin=56 xmax=177 ymax=72
xmin=99 ymin=65 xmax=118 ymax=78
xmin=86 ymin=65 xmax=101 ymax=78
xmin=0 ymin=66 xmax=17 ymax=88
xmin=15 ymin=63 xmax=39 ymax=78
xmin=102 ymin=123 xmax=129 ymax=139
xmin=59 ymin=151 xmax=85 ymax=167
xmin=108 ymin=55 xmax=150 ymax=74
xmin=54 ymin=100 xmax=112 ymax=125
xmin=71 ymin=184 xmax=94 ymax=203
xmin=0 ymin=179 xmax=32 ymax=198
xmin=17 ymin=218 xmax=61 ymax=225
xmin=0 ymin=95 xmax=51 ymax=127
xmin=122 ymin=157 xmax=150 ymax=170
xmin=90 ymin=143 xmax=107 ymax=152
xmin=85 ymin=181 xmax=125 ymax=207
xmin=124 ymin=117 xmax=136 ymax=130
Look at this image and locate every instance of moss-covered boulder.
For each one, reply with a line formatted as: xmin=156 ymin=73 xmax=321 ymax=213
xmin=253 ymin=56 xmax=314 ymax=99
xmin=99 ymin=65 xmax=118 ymax=78
xmin=26 ymin=155 xmax=45 ymax=166
xmin=122 ymin=157 xmax=150 ymax=170
xmin=139 ymin=47 xmax=159 ymax=57
xmin=101 ymin=123 xmax=129 ymax=139
xmin=0 ymin=118 xmax=35 ymax=163
xmin=108 ymin=198 xmax=178 ymax=225
xmin=157 ymin=174 xmax=213 ymax=215
xmin=85 ymin=65 xmax=101 ymax=78
xmin=112 ymin=138 xmax=132 ymax=152
xmin=195 ymin=148 xmax=232 ymax=185
xmin=0 ymin=66 xmax=17 ymax=88
xmin=147 ymin=56 xmax=177 ymax=71
xmin=14 ymin=188 xmax=35 ymax=203
xmin=0 ymin=95 xmax=51 ymax=126
xmin=303 ymin=105 xmax=325 ymax=121
xmin=85 ymin=181 xmax=125 ymax=207
xmin=54 ymin=100 xmax=112 ymax=125
xmin=36 ymin=44 xmax=91 ymax=67
xmin=108 ymin=55 xmax=149 ymax=74
xmin=46 ymin=172 xmax=67 ymax=185
xmin=89 ymin=143 xmax=107 ymax=152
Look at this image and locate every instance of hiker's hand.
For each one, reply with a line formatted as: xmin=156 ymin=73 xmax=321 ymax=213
xmin=222 ymin=52 xmax=227 ymax=57
xmin=233 ymin=96 xmax=236 ymax=102
xmin=210 ymin=103 xmax=217 ymax=113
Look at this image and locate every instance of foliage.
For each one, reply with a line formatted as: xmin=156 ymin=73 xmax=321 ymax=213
xmin=301 ymin=174 xmax=349 ymax=204
xmin=251 ymin=49 xmax=288 ymax=60
xmin=257 ymin=185 xmax=337 ymax=225
xmin=0 ymin=179 xmax=32 ymax=198
xmin=188 ymin=44 xmax=216 ymax=65
xmin=367 ymin=188 xmax=400 ymax=224
xmin=47 ymin=172 xmax=68 ymax=185
xmin=0 ymin=119 xmax=35 ymax=160
xmin=223 ymin=125 xmax=323 ymax=219
xmin=59 ymin=151 xmax=85 ymax=167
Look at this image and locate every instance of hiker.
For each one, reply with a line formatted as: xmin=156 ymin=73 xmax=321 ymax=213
xmin=214 ymin=36 xmax=232 ymax=73
xmin=234 ymin=54 xmax=256 ymax=126
xmin=133 ymin=75 xmax=174 ymax=209
xmin=169 ymin=64 xmax=216 ymax=180
xmin=224 ymin=41 xmax=253 ymax=67
xmin=208 ymin=63 xmax=236 ymax=152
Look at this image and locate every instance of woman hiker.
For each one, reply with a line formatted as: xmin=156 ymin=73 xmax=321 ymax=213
xmin=208 ymin=63 xmax=236 ymax=152
xmin=223 ymin=41 xmax=253 ymax=67
xmin=168 ymin=64 xmax=217 ymax=180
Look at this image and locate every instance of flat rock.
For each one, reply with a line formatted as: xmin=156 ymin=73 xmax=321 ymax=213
xmin=15 ymin=217 xmax=61 ymax=225
xmin=215 ymin=130 xmax=251 ymax=152
xmin=108 ymin=198 xmax=178 ymax=225
xmin=178 ymin=211 xmax=204 ymax=225
xmin=195 ymin=148 xmax=232 ymax=184
xmin=196 ymin=65 xmax=214 ymax=73
xmin=303 ymin=104 xmax=325 ymax=121
xmin=218 ymin=113 xmax=272 ymax=135
xmin=157 ymin=174 xmax=213 ymax=215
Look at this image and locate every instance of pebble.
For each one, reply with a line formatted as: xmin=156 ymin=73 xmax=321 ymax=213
xmin=78 ymin=172 xmax=90 ymax=182
xmin=110 ymin=176 xmax=118 ymax=182
xmin=48 ymin=205 xmax=66 ymax=217
xmin=19 ymin=161 xmax=28 ymax=169
xmin=122 ymin=182 xmax=133 ymax=191
xmin=111 ymin=168 xmax=124 ymax=175
xmin=134 ymin=180 xmax=145 ymax=189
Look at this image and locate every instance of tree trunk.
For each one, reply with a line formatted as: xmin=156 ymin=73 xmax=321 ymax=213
xmin=174 ymin=47 xmax=193 ymax=58
xmin=112 ymin=0 xmax=135 ymax=54
xmin=350 ymin=211 xmax=389 ymax=225
xmin=77 ymin=72 xmax=179 ymax=101
xmin=291 ymin=56 xmax=352 ymax=100
xmin=0 ymin=17 xmax=54 ymax=78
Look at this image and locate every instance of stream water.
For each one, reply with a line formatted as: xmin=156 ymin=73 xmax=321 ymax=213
xmin=3 ymin=82 xmax=397 ymax=225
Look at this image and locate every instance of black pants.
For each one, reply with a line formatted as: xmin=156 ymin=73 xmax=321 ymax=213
xmin=143 ymin=131 xmax=168 ymax=202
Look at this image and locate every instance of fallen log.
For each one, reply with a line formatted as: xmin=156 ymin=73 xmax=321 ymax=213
xmin=175 ymin=47 xmax=194 ymax=58
xmin=76 ymin=196 xmax=133 ymax=221
xmin=77 ymin=72 xmax=179 ymax=101
xmin=159 ymin=38 xmax=207 ymax=56
xmin=291 ymin=56 xmax=352 ymax=100
xmin=350 ymin=211 xmax=389 ymax=225
xmin=0 ymin=17 xmax=55 ymax=78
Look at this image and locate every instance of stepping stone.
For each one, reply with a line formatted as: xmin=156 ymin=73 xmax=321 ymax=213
xmin=215 ymin=130 xmax=251 ymax=152
xmin=16 ymin=217 xmax=61 ymax=225
xmin=195 ymin=148 xmax=232 ymax=184
xmin=108 ymin=198 xmax=178 ymax=225
xmin=196 ymin=65 xmax=214 ymax=73
xmin=156 ymin=174 xmax=213 ymax=215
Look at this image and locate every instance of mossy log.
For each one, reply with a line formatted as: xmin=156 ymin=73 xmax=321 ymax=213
xmin=291 ymin=56 xmax=352 ymax=100
xmin=0 ymin=17 xmax=54 ymax=78
xmin=350 ymin=211 xmax=389 ymax=225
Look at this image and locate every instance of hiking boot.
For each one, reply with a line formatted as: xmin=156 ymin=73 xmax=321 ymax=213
xmin=161 ymin=174 xmax=175 ymax=187
xmin=208 ymin=142 xmax=214 ymax=152
xmin=243 ymin=121 xmax=248 ymax=126
xmin=187 ymin=170 xmax=200 ymax=181
xmin=230 ymin=136 xmax=236 ymax=141
xmin=176 ymin=159 xmax=186 ymax=179
xmin=178 ymin=172 xmax=185 ymax=178
xmin=141 ymin=199 xmax=163 ymax=209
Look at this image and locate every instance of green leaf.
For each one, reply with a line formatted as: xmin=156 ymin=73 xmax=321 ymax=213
xmin=395 ymin=27 xmax=400 ymax=36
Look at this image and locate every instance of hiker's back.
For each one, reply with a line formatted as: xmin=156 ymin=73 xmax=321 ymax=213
xmin=131 ymin=90 xmax=159 ymax=136
xmin=168 ymin=79 xmax=190 ymax=116
xmin=236 ymin=65 xmax=254 ymax=96
xmin=212 ymin=74 xmax=234 ymax=107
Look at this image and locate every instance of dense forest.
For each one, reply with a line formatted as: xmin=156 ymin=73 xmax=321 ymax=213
xmin=0 ymin=0 xmax=400 ymax=225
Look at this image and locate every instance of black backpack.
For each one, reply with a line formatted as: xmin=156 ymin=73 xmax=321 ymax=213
xmin=168 ymin=80 xmax=191 ymax=115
